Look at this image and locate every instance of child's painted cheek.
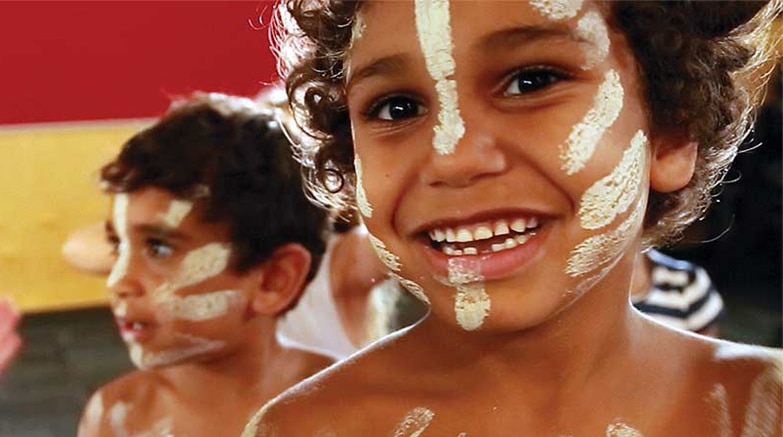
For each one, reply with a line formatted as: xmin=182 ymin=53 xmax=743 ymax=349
xmin=560 ymin=70 xmax=624 ymax=176
xmin=391 ymin=273 xmax=430 ymax=305
xmin=107 ymin=194 xmax=130 ymax=288
xmin=368 ymin=233 xmax=401 ymax=272
xmin=415 ymin=0 xmax=465 ymax=155
xmin=355 ymin=155 xmax=373 ymax=218
xmin=129 ymin=333 xmax=225 ymax=370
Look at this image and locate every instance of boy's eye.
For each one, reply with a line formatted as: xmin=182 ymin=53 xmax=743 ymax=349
xmin=369 ymin=96 xmax=426 ymax=121
xmin=145 ymin=238 xmax=174 ymax=259
xmin=503 ymin=68 xmax=567 ymax=96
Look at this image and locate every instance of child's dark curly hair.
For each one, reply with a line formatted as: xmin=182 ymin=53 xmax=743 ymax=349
xmin=273 ymin=0 xmax=780 ymax=246
xmin=100 ymin=92 xmax=327 ymax=280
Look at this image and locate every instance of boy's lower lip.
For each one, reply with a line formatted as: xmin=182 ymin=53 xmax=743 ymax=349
xmin=419 ymin=224 xmax=549 ymax=281
xmin=116 ymin=319 xmax=155 ymax=343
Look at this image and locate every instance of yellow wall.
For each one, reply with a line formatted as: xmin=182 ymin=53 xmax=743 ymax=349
xmin=0 ymin=120 xmax=149 ymax=313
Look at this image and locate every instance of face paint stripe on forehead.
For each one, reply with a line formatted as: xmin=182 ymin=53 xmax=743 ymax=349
xmin=575 ymin=11 xmax=610 ymax=70
xmin=392 ymin=407 xmax=434 ymax=437
xmin=355 ymin=155 xmax=373 ymax=218
xmin=578 ymin=130 xmax=647 ymax=230
xmin=107 ymin=194 xmax=130 ymax=288
xmin=368 ymin=233 xmax=401 ymax=272
xmin=159 ymin=199 xmax=194 ymax=228
xmin=415 ymin=0 xmax=465 ymax=155
xmin=530 ymin=0 xmax=584 ymax=21
xmin=560 ymin=70 xmax=624 ymax=176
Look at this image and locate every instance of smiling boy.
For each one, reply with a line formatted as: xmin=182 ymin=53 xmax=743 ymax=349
xmin=245 ymin=1 xmax=782 ymax=436
xmin=77 ymin=92 xmax=334 ymax=437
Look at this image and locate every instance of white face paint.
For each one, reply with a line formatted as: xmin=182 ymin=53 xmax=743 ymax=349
xmin=560 ymin=70 xmax=624 ymax=176
xmin=575 ymin=11 xmax=610 ymax=70
xmin=392 ymin=407 xmax=435 ymax=437
xmin=161 ymin=289 xmax=241 ymax=322
xmin=414 ymin=0 xmax=465 ymax=155
xmin=114 ymin=300 xmax=128 ymax=318
xmin=368 ymin=233 xmax=401 ymax=272
xmin=566 ymin=197 xmax=643 ymax=278
xmin=355 ymin=155 xmax=373 ymax=218
xmin=392 ymin=273 xmax=431 ymax=305
xmin=109 ymin=401 xmax=130 ymax=437
xmin=170 ymin=242 xmax=232 ymax=289
xmin=605 ymin=422 xmax=643 ymax=437
xmin=158 ymin=199 xmax=193 ymax=228
xmin=107 ymin=194 xmax=130 ymax=287
xmin=83 ymin=391 xmax=105 ymax=429
xmin=129 ymin=334 xmax=225 ymax=370
xmin=530 ymin=0 xmax=584 ymax=21
xmin=578 ymin=130 xmax=647 ymax=230
xmin=447 ymin=257 xmax=490 ymax=331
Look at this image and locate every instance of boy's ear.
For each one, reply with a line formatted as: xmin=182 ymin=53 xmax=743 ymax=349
xmin=649 ymin=134 xmax=698 ymax=193
xmin=248 ymin=243 xmax=312 ymax=317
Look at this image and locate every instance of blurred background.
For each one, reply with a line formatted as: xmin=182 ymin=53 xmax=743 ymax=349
xmin=0 ymin=2 xmax=779 ymax=436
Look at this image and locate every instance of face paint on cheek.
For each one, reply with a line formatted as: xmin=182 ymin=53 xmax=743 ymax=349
xmin=605 ymin=422 xmax=643 ymax=437
xmin=414 ymin=0 xmax=465 ymax=155
xmin=446 ymin=258 xmax=490 ymax=331
xmin=368 ymin=233 xmax=402 ymax=272
xmin=391 ymin=273 xmax=431 ymax=305
xmin=566 ymin=197 xmax=643 ymax=279
xmin=355 ymin=156 xmax=373 ymax=218
xmin=128 ymin=334 xmax=225 ymax=370
xmin=162 ymin=289 xmax=242 ymax=322
xmin=530 ymin=0 xmax=584 ymax=21
xmin=707 ymin=384 xmax=732 ymax=437
xmin=575 ymin=11 xmax=610 ymax=70
xmin=158 ymin=199 xmax=193 ymax=228
xmin=172 ymin=243 xmax=232 ymax=289
xmin=560 ymin=70 xmax=624 ymax=176
xmin=107 ymin=194 xmax=130 ymax=288
xmin=578 ymin=131 xmax=647 ymax=230
xmin=392 ymin=407 xmax=434 ymax=437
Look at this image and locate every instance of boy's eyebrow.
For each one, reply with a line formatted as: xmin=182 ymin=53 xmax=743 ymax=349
xmin=132 ymin=224 xmax=190 ymax=242
xmin=477 ymin=24 xmax=590 ymax=53
xmin=346 ymin=53 xmax=411 ymax=92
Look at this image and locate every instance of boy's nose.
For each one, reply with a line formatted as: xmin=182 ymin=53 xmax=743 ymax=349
xmin=420 ymin=120 xmax=507 ymax=188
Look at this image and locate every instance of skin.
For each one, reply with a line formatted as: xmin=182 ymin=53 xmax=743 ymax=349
xmin=77 ymin=187 xmax=334 ymax=437
xmin=0 ymin=297 xmax=21 ymax=377
xmin=252 ymin=2 xmax=781 ymax=436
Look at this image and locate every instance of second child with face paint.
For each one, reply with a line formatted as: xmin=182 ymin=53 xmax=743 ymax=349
xmin=244 ymin=1 xmax=783 ymax=436
xmin=77 ymin=93 xmax=336 ymax=437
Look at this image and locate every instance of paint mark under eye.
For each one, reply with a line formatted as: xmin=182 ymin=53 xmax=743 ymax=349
xmin=392 ymin=407 xmax=435 ymax=437
xmin=173 ymin=243 xmax=232 ymax=289
xmin=566 ymin=197 xmax=643 ymax=278
xmin=575 ymin=10 xmax=610 ymax=70
xmin=107 ymin=194 xmax=130 ymax=288
xmin=163 ymin=289 xmax=242 ymax=322
xmin=560 ymin=70 xmax=624 ymax=176
xmin=605 ymin=421 xmax=643 ymax=437
xmin=530 ymin=0 xmax=584 ymax=21
xmin=159 ymin=199 xmax=193 ymax=228
xmin=392 ymin=273 xmax=431 ymax=305
xmin=368 ymin=233 xmax=401 ymax=271
xmin=355 ymin=156 xmax=373 ymax=218
xmin=415 ymin=0 xmax=465 ymax=155
xmin=447 ymin=258 xmax=490 ymax=331
xmin=578 ymin=130 xmax=646 ymax=230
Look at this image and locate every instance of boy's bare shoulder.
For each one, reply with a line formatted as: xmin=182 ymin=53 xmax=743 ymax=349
xmin=77 ymin=370 xmax=161 ymax=437
xmin=244 ymin=331 xmax=426 ymax=436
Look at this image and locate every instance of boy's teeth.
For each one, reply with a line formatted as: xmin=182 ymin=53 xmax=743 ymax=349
xmin=446 ymin=228 xmax=457 ymax=243
xmin=474 ymin=226 xmax=493 ymax=240
xmin=510 ymin=218 xmax=527 ymax=233
xmin=515 ymin=234 xmax=530 ymax=245
xmin=456 ymin=228 xmax=473 ymax=243
xmin=463 ymin=246 xmax=478 ymax=255
xmin=504 ymin=238 xmax=518 ymax=249
xmin=527 ymin=217 xmax=538 ymax=229
xmin=430 ymin=229 xmax=446 ymax=242
xmin=494 ymin=220 xmax=510 ymax=236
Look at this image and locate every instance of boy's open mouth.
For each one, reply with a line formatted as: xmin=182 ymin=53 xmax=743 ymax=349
xmin=426 ymin=216 xmax=543 ymax=256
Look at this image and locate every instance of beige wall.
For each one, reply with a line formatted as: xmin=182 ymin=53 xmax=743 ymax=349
xmin=0 ymin=121 xmax=148 ymax=312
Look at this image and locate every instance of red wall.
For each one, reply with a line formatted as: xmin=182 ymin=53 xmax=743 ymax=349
xmin=0 ymin=1 xmax=278 ymax=124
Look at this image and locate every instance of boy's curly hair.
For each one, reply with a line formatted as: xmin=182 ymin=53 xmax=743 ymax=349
xmin=100 ymin=92 xmax=327 ymax=280
xmin=272 ymin=0 xmax=780 ymax=246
